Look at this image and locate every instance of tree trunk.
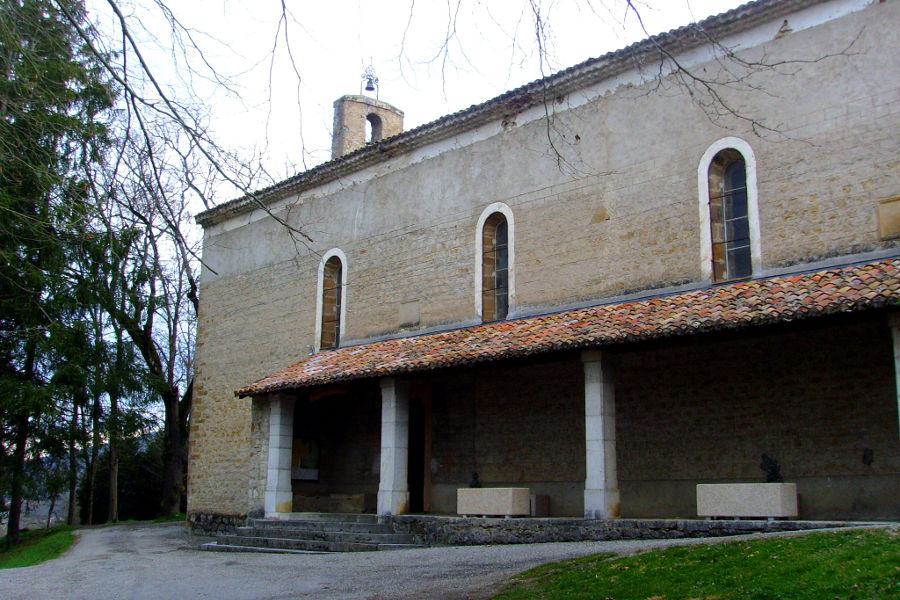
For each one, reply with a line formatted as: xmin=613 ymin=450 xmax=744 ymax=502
xmin=160 ymin=388 xmax=183 ymax=516
xmin=6 ymin=414 xmax=29 ymax=546
xmin=107 ymin=326 xmax=125 ymax=523
xmin=46 ymin=494 xmax=57 ymax=529
xmin=108 ymin=442 xmax=118 ymax=522
xmin=8 ymin=340 xmax=38 ymax=546
xmin=86 ymin=393 xmax=101 ymax=525
xmin=108 ymin=391 xmax=119 ymax=523
xmin=67 ymin=404 xmax=79 ymax=526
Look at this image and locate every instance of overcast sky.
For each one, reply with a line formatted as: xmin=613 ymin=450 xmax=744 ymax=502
xmin=91 ymin=0 xmax=747 ymax=200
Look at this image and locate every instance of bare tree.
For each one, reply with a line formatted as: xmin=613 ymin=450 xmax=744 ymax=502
xmin=26 ymin=0 xmax=860 ymax=519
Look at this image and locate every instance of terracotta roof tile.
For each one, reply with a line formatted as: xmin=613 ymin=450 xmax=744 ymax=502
xmin=237 ymin=258 xmax=900 ymax=397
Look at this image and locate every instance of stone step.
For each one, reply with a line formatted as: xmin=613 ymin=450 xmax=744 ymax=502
xmin=245 ymin=520 xmax=395 ymax=534
xmin=199 ymin=542 xmax=326 ymax=554
xmin=256 ymin=512 xmax=380 ymax=524
xmin=235 ymin=527 xmax=415 ymax=544
xmin=215 ymin=534 xmax=424 ymax=553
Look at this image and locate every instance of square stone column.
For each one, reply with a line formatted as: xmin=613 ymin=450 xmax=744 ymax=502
xmin=264 ymin=393 xmax=295 ymax=517
xmin=582 ymin=350 xmax=620 ymax=519
xmin=377 ymin=377 xmax=409 ymax=516
xmin=890 ymin=314 xmax=900 ymax=438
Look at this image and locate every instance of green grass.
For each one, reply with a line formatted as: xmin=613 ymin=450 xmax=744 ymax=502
xmin=0 ymin=512 xmax=183 ymax=570
xmin=0 ymin=526 xmax=75 ymax=570
xmin=494 ymin=528 xmax=900 ymax=600
xmin=151 ymin=512 xmax=186 ymax=523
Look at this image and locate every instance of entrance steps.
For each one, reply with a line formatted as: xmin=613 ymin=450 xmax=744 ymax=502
xmin=200 ymin=513 xmax=425 ymax=553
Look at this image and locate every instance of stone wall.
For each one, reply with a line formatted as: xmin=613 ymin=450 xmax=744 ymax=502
xmin=615 ymin=315 xmax=900 ymax=520
xmin=418 ymin=316 xmax=899 ymax=521
xmin=188 ymin=2 xmax=900 ymax=520
xmin=188 ymin=512 xmax=247 ymax=536
xmin=426 ymin=357 xmax=585 ymax=516
xmin=188 ymin=261 xmax=305 ymax=516
xmin=393 ymin=515 xmax=853 ymax=546
xmin=331 ymin=95 xmax=404 ymax=159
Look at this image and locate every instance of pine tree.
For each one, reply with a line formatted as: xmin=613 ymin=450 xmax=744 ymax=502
xmin=0 ymin=0 xmax=113 ymax=545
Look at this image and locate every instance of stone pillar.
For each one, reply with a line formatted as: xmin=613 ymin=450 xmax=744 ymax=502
xmin=264 ymin=393 xmax=295 ymax=518
xmin=377 ymin=378 xmax=409 ymax=516
xmin=582 ymin=350 xmax=620 ymax=519
xmin=890 ymin=314 xmax=900 ymax=438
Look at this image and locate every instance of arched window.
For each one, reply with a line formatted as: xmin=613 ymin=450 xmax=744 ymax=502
xmin=698 ymin=137 xmax=760 ymax=283
xmin=366 ymin=113 xmax=383 ymax=143
xmin=481 ymin=213 xmax=509 ymax=322
xmin=708 ymin=149 xmax=750 ymax=281
xmin=316 ymin=250 xmax=347 ymax=350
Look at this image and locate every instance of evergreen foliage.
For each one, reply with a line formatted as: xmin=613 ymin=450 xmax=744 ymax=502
xmin=0 ymin=0 xmax=114 ymax=546
xmin=78 ymin=433 xmax=164 ymax=524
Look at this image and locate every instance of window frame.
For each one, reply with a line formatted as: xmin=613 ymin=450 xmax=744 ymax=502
xmin=698 ymin=137 xmax=761 ymax=283
xmin=315 ymin=248 xmax=348 ymax=351
xmin=475 ymin=202 xmax=515 ymax=322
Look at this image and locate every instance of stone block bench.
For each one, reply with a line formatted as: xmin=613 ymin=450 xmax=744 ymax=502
xmin=697 ymin=483 xmax=798 ymax=519
xmin=457 ymin=488 xmax=532 ymax=517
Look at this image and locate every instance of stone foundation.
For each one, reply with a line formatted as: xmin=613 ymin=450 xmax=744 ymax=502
xmin=188 ymin=512 xmax=247 ymax=535
xmin=392 ymin=515 xmax=854 ymax=546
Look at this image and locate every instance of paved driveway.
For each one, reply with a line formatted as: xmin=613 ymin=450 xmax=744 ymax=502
xmin=0 ymin=522 xmax=847 ymax=600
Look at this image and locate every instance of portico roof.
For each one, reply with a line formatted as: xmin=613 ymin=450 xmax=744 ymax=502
xmin=236 ymin=257 xmax=900 ymax=397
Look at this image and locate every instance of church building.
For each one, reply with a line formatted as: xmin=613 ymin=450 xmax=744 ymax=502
xmin=188 ymin=0 xmax=900 ymax=532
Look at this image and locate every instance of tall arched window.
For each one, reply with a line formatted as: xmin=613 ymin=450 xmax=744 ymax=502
xmin=481 ymin=212 xmax=509 ymax=322
xmin=708 ymin=149 xmax=750 ymax=281
xmin=698 ymin=137 xmax=760 ymax=283
xmin=316 ymin=251 xmax=346 ymax=350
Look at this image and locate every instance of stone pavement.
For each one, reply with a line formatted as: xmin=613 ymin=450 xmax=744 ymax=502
xmin=0 ymin=521 xmax=866 ymax=600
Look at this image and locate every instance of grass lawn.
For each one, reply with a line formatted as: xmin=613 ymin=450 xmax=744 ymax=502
xmin=494 ymin=528 xmax=900 ymax=600
xmin=152 ymin=512 xmax=186 ymax=523
xmin=0 ymin=526 xmax=75 ymax=570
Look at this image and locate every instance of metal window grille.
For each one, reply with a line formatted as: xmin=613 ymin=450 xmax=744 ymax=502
xmin=482 ymin=214 xmax=508 ymax=322
xmin=709 ymin=152 xmax=751 ymax=281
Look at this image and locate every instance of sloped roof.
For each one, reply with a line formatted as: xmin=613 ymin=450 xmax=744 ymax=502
xmin=198 ymin=0 xmax=831 ymax=228
xmin=237 ymin=257 xmax=900 ymax=397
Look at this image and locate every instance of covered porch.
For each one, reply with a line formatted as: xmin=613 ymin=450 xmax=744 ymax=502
xmin=241 ymin=259 xmax=900 ymax=522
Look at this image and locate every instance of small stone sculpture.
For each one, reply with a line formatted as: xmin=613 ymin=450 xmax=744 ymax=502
xmin=760 ymin=453 xmax=783 ymax=482
xmin=862 ymin=448 xmax=874 ymax=466
xmin=469 ymin=471 xmax=482 ymax=488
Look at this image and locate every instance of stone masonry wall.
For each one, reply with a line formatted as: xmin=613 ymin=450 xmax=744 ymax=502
xmin=615 ymin=316 xmax=900 ymax=520
xmin=393 ymin=515 xmax=851 ymax=547
xmin=428 ymin=357 xmax=585 ymax=516
xmin=189 ymin=3 xmax=900 ymax=519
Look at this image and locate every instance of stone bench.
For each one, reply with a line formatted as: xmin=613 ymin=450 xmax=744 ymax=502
xmin=457 ymin=488 xmax=533 ymax=517
xmin=697 ymin=483 xmax=798 ymax=519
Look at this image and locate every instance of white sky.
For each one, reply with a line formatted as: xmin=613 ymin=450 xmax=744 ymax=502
xmin=91 ymin=0 xmax=747 ymax=201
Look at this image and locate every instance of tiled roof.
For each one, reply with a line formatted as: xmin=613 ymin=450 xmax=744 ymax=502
xmin=237 ymin=258 xmax=900 ymax=397
xmin=197 ymin=0 xmax=830 ymax=227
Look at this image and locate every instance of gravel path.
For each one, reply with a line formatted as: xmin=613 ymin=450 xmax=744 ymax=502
xmin=0 ymin=522 xmax=856 ymax=600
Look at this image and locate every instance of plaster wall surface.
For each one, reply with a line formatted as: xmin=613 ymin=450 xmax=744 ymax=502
xmin=188 ymin=2 xmax=900 ymax=518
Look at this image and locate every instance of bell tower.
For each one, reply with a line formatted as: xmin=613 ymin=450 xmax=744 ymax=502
xmin=331 ymin=95 xmax=404 ymax=159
